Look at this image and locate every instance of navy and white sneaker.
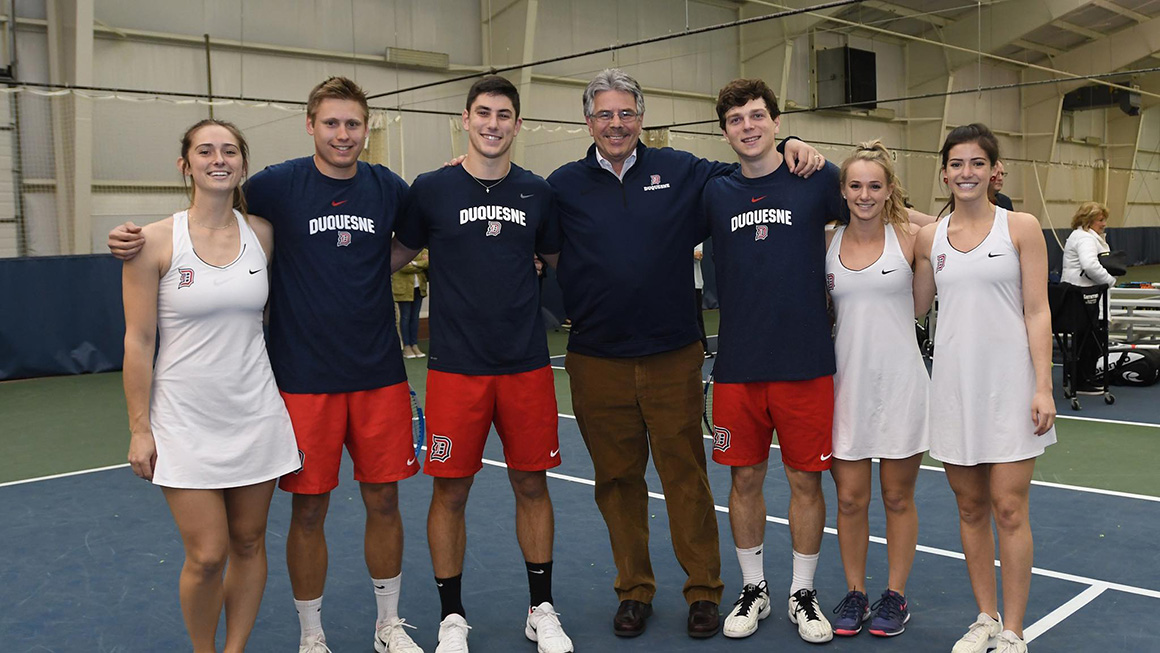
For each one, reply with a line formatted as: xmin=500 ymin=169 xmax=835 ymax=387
xmin=868 ymin=589 xmax=910 ymax=637
xmin=831 ymin=590 xmax=870 ymax=636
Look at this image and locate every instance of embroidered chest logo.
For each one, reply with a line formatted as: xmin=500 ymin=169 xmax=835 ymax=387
xmin=337 ymin=231 xmax=352 ymax=247
xmin=428 ymin=434 xmax=453 ymax=462
xmin=936 ymin=253 xmax=946 ymax=272
xmin=643 ymin=174 xmax=670 ymax=191
xmin=826 ymin=273 xmax=835 ymax=291
xmin=486 ymin=221 xmax=502 ymax=237
xmin=712 ymin=426 xmax=731 ymax=452
xmin=177 ymin=268 xmax=195 ymax=288
xmin=755 ymin=225 xmax=769 ymax=241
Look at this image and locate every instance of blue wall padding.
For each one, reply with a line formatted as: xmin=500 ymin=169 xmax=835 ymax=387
xmin=0 ymin=255 xmax=125 ymax=380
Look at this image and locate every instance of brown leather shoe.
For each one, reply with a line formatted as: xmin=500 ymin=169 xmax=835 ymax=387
xmin=613 ymin=599 xmax=653 ymax=637
xmin=687 ymin=600 xmax=721 ymax=638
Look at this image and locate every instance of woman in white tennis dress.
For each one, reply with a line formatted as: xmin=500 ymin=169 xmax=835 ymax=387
xmin=826 ymin=141 xmax=929 ymax=639
xmin=122 ymin=119 xmax=299 ymax=653
xmin=914 ymin=124 xmax=1056 ymax=653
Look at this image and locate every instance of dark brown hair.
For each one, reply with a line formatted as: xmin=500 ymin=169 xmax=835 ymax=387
xmin=466 ymin=75 xmax=520 ymax=117
xmin=716 ymin=78 xmax=780 ymax=130
xmin=938 ymin=122 xmax=1001 ymax=217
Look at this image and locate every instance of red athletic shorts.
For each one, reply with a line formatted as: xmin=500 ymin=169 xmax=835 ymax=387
xmin=278 ymin=382 xmax=419 ymax=494
xmin=424 ymin=365 xmax=559 ymax=478
xmin=710 ymin=375 xmax=834 ymax=471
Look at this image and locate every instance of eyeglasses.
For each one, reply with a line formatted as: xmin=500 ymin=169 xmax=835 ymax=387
xmin=590 ymin=109 xmax=641 ymax=124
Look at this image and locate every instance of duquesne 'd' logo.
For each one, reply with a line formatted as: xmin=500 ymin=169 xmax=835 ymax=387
xmin=644 ymin=173 xmax=670 ymax=192
xmin=486 ymin=221 xmax=502 ymax=237
xmin=337 ymin=231 xmax=352 ymax=247
xmin=177 ymin=267 xmax=195 ymax=288
xmin=755 ymin=225 xmax=769 ymax=241
xmin=429 ymin=434 xmax=453 ymax=462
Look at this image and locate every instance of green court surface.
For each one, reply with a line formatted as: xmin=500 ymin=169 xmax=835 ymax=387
xmin=4 ymin=309 xmax=1159 ymax=498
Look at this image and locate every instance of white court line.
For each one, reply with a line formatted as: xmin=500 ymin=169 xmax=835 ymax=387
xmin=1055 ymin=414 xmax=1160 ymax=430
xmin=1023 ymin=584 xmax=1107 ymax=643
xmin=552 ymin=411 xmax=1160 ymax=503
xmin=0 ymin=463 xmax=128 ymax=488
xmin=480 ymin=456 xmax=1160 ymax=604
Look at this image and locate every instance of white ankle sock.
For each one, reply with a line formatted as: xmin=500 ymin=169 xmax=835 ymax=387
xmin=373 ymin=574 xmax=402 ymax=624
xmin=735 ymin=544 xmax=765 ymax=587
xmin=294 ymin=596 xmax=324 ymax=642
xmin=789 ymin=550 xmax=819 ymax=595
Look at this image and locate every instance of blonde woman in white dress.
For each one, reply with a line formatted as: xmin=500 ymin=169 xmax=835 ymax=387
xmin=826 ymin=141 xmax=928 ymax=639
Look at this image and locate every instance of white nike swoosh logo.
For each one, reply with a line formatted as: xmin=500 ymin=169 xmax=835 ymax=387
xmin=820 ymin=452 xmax=833 ymax=461
xmin=550 ymin=449 xmax=560 ymax=457
xmin=406 ymin=457 xmax=416 ymax=466
xmin=529 ymin=569 xmax=545 ymax=574
xmin=521 ymin=193 xmax=534 ymax=198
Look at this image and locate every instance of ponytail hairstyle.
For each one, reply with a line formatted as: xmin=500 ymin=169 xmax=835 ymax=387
xmin=839 ymin=139 xmax=909 ymax=227
xmin=937 ymin=123 xmax=1000 ymax=218
xmin=179 ymin=119 xmax=250 ymax=215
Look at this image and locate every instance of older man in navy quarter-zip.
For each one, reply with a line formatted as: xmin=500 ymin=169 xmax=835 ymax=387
xmin=548 ymin=68 xmax=826 ymax=641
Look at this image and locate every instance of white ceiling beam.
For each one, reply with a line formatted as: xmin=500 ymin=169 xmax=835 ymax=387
xmin=862 ymin=0 xmax=953 ymax=28
xmin=1052 ymin=19 xmax=1106 ymax=40
xmin=1090 ymin=0 xmax=1149 ymax=24
xmin=1012 ymin=38 xmax=1064 ymax=57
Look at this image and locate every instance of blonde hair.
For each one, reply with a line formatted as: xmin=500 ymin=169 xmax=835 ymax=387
xmin=839 ymin=140 xmax=909 ymax=227
xmin=179 ymin=119 xmax=249 ymax=215
xmin=1070 ymin=201 xmax=1109 ymax=230
xmin=306 ymin=76 xmax=369 ymax=122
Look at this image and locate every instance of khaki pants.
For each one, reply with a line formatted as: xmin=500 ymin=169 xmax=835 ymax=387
xmin=566 ymin=341 xmax=723 ymax=605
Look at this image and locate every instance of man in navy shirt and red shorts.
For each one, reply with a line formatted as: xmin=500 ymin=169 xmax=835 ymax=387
xmin=391 ymin=76 xmax=572 ymax=653
xmin=702 ymin=78 xmax=843 ymax=645
xmin=108 ymin=78 xmax=424 ymax=653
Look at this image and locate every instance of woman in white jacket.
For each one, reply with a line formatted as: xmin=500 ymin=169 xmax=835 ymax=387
xmin=1061 ymin=202 xmax=1115 ymax=287
xmin=1060 ymin=201 xmax=1116 ymax=392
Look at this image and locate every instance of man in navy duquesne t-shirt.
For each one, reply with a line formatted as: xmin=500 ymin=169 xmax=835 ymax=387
xmin=390 ymin=75 xmax=573 ymax=653
xmin=703 ymin=79 xmax=843 ymax=644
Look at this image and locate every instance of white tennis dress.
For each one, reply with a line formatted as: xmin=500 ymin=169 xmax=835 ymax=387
xmin=827 ymin=223 xmax=930 ymax=460
xmin=150 ymin=210 xmax=300 ymax=489
xmin=928 ymin=208 xmax=1056 ymax=465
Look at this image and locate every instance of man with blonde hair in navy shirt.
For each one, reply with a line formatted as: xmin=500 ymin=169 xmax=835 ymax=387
xmin=547 ymin=68 xmax=825 ymax=640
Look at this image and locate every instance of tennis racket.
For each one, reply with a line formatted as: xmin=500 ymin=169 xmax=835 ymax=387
xmin=408 ymin=384 xmax=426 ymax=467
xmin=702 ymin=372 xmax=714 ymax=435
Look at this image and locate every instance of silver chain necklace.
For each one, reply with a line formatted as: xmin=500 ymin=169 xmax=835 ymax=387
xmin=468 ymin=165 xmax=510 ymax=194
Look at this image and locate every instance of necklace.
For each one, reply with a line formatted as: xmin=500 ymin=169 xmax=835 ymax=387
xmin=468 ymin=165 xmax=510 ymax=194
xmin=188 ymin=211 xmax=236 ymax=231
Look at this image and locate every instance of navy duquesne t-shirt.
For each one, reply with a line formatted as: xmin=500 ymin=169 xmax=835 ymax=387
xmin=245 ymin=157 xmax=409 ymax=394
xmin=394 ymin=164 xmax=561 ymax=375
xmin=702 ymin=161 xmax=843 ymax=383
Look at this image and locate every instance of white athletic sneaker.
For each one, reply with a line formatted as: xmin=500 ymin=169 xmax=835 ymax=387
xmin=375 ymin=617 xmax=424 ymax=653
xmin=525 ymin=602 xmax=575 ymax=653
xmin=993 ymin=629 xmax=1028 ymax=653
xmin=435 ymin=613 xmax=471 ymax=653
xmin=951 ymin=613 xmax=1004 ymax=653
xmin=299 ymin=633 xmax=333 ymax=653
xmin=723 ymin=581 xmax=771 ymax=638
xmin=788 ymin=588 xmax=834 ymax=643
